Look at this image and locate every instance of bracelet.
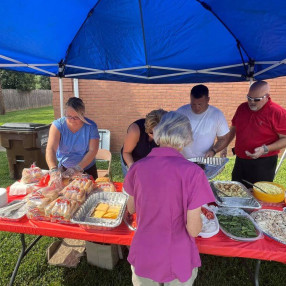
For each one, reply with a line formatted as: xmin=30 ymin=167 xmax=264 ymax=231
xmin=211 ymin=148 xmax=217 ymax=155
xmin=50 ymin=167 xmax=58 ymax=172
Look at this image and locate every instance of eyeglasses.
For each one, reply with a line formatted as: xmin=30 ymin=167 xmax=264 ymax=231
xmin=66 ymin=115 xmax=81 ymax=120
xmin=246 ymin=94 xmax=268 ymax=102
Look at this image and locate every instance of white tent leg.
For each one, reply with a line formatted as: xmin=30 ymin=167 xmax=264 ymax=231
xmin=59 ymin=78 xmax=64 ymax=117
xmin=73 ymin=79 xmax=79 ymax=98
xmin=275 ymin=149 xmax=286 ymax=176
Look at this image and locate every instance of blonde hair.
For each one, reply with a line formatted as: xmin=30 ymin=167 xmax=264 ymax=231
xmin=65 ymin=97 xmax=90 ymax=124
xmin=145 ymin=109 xmax=168 ymax=134
xmin=154 ymin=111 xmax=193 ymax=151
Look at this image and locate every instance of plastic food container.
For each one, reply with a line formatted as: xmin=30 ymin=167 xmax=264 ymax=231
xmin=252 ymin=181 xmax=285 ymax=203
xmin=0 ymin=200 xmax=27 ymax=221
xmin=198 ymin=206 xmax=219 ymax=238
xmin=251 ymin=209 xmax=286 ymax=245
xmin=216 ymin=208 xmax=263 ymax=242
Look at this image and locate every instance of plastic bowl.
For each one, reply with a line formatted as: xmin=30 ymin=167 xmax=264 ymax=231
xmin=253 ymin=181 xmax=285 ymax=203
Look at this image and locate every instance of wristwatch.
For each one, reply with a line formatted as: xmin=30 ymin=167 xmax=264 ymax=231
xmin=211 ymin=148 xmax=217 ymax=155
xmin=262 ymin=144 xmax=269 ymax=154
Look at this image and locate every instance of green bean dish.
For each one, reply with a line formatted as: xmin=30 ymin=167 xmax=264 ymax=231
xmin=217 ymin=214 xmax=258 ymax=238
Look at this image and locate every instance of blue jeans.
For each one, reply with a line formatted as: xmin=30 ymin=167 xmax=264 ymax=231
xmin=120 ymin=152 xmax=128 ymax=178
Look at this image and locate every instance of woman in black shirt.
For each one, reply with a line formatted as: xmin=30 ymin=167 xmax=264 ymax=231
xmin=121 ymin=109 xmax=167 ymax=177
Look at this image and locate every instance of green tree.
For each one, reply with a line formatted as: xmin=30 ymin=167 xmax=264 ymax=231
xmin=37 ymin=75 xmax=51 ymax=89
xmin=0 ymin=81 xmax=5 ymax=115
xmin=0 ymin=70 xmax=36 ymax=91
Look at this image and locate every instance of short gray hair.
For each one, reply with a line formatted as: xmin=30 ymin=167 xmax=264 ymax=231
xmin=153 ymin=111 xmax=193 ymax=150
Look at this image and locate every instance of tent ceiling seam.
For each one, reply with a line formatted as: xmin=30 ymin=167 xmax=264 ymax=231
xmin=196 ymin=0 xmax=252 ymax=76
xmin=63 ymin=0 xmax=103 ymax=69
xmin=138 ymin=0 xmax=149 ymax=69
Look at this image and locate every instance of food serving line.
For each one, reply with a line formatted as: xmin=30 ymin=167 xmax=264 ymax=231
xmin=0 ymin=182 xmax=285 ymax=286
xmin=1 ymin=157 xmax=286 ymax=286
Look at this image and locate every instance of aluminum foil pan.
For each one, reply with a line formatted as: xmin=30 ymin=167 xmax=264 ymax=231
xmin=212 ymin=181 xmax=252 ymax=204
xmin=250 ymin=209 xmax=286 ymax=245
xmin=210 ymin=182 xmax=261 ymax=209
xmin=188 ymin=157 xmax=229 ymax=180
xmin=71 ymin=192 xmax=128 ymax=231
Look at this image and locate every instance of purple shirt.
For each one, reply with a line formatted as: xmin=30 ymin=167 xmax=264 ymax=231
xmin=123 ymin=147 xmax=215 ymax=283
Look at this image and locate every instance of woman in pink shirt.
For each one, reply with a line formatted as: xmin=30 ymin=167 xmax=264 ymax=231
xmin=123 ymin=111 xmax=215 ymax=286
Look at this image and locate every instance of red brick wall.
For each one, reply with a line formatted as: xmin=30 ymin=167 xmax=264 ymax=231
xmin=51 ymin=77 xmax=286 ymax=153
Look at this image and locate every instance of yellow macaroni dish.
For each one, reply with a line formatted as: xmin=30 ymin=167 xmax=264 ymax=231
xmin=254 ymin=182 xmax=283 ymax=194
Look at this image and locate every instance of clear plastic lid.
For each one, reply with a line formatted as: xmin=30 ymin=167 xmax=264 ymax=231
xmin=216 ymin=207 xmax=263 ymax=242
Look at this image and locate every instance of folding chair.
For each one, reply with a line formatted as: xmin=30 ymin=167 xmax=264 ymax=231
xmin=96 ymin=149 xmax=112 ymax=180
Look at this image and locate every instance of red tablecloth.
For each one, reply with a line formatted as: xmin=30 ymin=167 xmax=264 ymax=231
xmin=1 ymin=183 xmax=286 ymax=263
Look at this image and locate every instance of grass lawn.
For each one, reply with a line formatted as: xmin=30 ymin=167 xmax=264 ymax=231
xmin=0 ymin=106 xmax=54 ymax=126
xmin=0 ymin=107 xmax=285 ymax=285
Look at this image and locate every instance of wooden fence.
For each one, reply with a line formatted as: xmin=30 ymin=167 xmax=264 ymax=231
xmin=2 ymin=89 xmax=52 ymax=111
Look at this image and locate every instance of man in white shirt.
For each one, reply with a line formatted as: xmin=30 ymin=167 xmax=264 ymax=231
xmin=177 ymin=84 xmax=230 ymax=158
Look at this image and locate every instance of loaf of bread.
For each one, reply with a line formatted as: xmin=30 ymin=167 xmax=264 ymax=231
xmin=21 ymin=166 xmax=43 ymax=184
xmin=95 ymin=177 xmax=110 ymax=183
xmin=95 ymin=182 xmax=116 ymax=192
xmin=48 ymin=198 xmax=80 ymax=222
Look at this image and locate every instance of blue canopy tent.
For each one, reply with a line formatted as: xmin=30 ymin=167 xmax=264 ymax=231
xmin=0 ymin=0 xmax=286 ymax=172
xmin=1 ymin=0 xmax=286 ymax=83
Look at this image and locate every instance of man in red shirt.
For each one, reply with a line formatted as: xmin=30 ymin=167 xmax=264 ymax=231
xmin=229 ymin=81 xmax=286 ymax=184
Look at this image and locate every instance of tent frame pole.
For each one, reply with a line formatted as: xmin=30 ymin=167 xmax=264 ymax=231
xmin=0 ymin=54 xmax=56 ymax=76
xmin=73 ymin=79 xmax=79 ymax=98
xmin=59 ymin=78 xmax=64 ymax=117
xmin=275 ymin=149 xmax=286 ymax=176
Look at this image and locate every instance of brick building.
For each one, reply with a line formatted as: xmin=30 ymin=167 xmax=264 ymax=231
xmin=51 ymin=77 xmax=286 ymax=154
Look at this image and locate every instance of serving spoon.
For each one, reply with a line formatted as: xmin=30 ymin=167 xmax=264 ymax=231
xmin=242 ymin=179 xmax=268 ymax=194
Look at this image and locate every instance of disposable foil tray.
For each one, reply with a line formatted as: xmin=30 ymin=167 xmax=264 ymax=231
xmin=212 ymin=181 xmax=252 ymax=204
xmin=188 ymin=157 xmax=229 ymax=180
xmin=210 ymin=182 xmax=261 ymax=209
xmin=251 ymin=209 xmax=286 ymax=245
xmin=71 ymin=192 xmax=128 ymax=231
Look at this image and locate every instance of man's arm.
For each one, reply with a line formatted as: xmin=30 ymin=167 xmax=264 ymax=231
xmin=246 ymin=133 xmax=286 ymax=159
xmin=267 ymin=134 xmax=286 ymax=152
xmin=218 ymin=126 xmax=236 ymax=158
xmin=228 ymin=126 xmax=236 ymax=144
xmin=205 ymin=132 xmax=230 ymax=158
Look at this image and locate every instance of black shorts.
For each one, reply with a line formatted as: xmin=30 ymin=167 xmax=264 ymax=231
xmin=232 ymin=155 xmax=278 ymax=187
